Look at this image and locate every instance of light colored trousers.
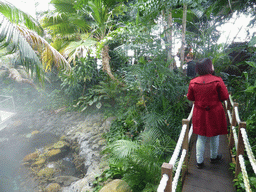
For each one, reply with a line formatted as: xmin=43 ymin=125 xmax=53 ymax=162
xmin=196 ymin=135 xmax=219 ymax=164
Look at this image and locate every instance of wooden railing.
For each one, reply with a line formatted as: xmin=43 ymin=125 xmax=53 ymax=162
xmin=157 ymin=93 xmax=256 ymax=192
xmin=157 ymin=105 xmax=194 ymax=192
xmin=225 ymin=93 xmax=256 ymax=192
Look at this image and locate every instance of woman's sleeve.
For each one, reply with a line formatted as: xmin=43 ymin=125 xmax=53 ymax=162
xmin=217 ymin=79 xmax=229 ymax=101
xmin=187 ymin=83 xmax=195 ymax=101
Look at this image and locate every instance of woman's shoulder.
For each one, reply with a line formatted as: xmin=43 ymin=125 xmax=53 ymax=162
xmin=211 ymin=75 xmax=225 ymax=82
xmin=190 ymin=74 xmax=223 ymax=84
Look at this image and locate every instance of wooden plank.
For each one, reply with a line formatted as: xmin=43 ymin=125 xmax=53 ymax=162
xmin=182 ymin=135 xmax=236 ymax=192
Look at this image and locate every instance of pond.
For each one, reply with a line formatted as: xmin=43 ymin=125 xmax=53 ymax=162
xmin=0 ymin=111 xmax=83 ymax=192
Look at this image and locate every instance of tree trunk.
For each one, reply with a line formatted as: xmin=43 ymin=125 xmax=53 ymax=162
xmin=101 ymin=45 xmax=116 ymax=81
xmin=8 ymin=68 xmax=37 ymax=89
xmin=180 ymin=3 xmax=187 ymax=69
xmin=164 ymin=9 xmax=174 ymax=70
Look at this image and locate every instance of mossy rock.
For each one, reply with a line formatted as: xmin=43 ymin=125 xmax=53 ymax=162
xmin=60 ymin=135 xmax=66 ymax=141
xmin=53 ymin=141 xmax=69 ymax=149
xmin=99 ymin=179 xmax=132 ymax=192
xmin=31 ymin=130 xmax=40 ymax=136
xmin=23 ymin=152 xmax=39 ymax=162
xmin=48 ymin=149 xmax=61 ymax=156
xmin=37 ymin=167 xmax=55 ymax=178
xmin=45 ymin=183 xmax=61 ymax=192
xmin=47 ymin=149 xmax=62 ymax=161
xmin=32 ymin=158 xmax=46 ymax=167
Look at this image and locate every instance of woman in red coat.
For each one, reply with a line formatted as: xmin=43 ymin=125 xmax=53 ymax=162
xmin=187 ymin=58 xmax=229 ymax=169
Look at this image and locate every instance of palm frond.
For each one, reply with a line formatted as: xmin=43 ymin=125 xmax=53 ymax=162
xmin=110 ymin=140 xmax=140 ymax=159
xmin=0 ymin=0 xmax=43 ymax=34
xmin=50 ymin=0 xmax=76 ymax=13
xmin=61 ymin=38 xmax=97 ymax=64
xmin=0 ymin=14 xmax=44 ymax=79
xmin=143 ymin=112 xmax=167 ymax=131
xmin=140 ymin=129 xmax=175 ymax=154
xmin=42 ymin=1 xmax=90 ymax=35
xmin=16 ymin=26 xmax=71 ymax=72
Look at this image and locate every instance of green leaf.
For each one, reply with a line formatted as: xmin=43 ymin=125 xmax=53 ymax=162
xmin=73 ymin=100 xmax=81 ymax=107
xmin=245 ymin=86 xmax=256 ymax=93
xmin=248 ymin=36 xmax=256 ymax=47
xmin=245 ymin=61 xmax=256 ymax=68
xmin=96 ymin=102 xmax=102 ymax=109
xmin=250 ymin=177 xmax=256 ymax=187
xmin=81 ymin=106 xmax=87 ymax=112
xmin=88 ymin=100 xmax=94 ymax=106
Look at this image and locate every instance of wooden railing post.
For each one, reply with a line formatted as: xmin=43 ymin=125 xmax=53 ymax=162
xmin=229 ymin=103 xmax=238 ymax=150
xmin=182 ymin=119 xmax=190 ymax=182
xmin=235 ymin=121 xmax=246 ymax=177
xmin=161 ymin=163 xmax=173 ymax=192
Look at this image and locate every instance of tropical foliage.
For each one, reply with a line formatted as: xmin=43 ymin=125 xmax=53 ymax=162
xmin=0 ymin=0 xmax=71 ymax=84
xmin=1 ymin=0 xmax=256 ymax=191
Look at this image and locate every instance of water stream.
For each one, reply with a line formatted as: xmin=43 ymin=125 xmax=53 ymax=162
xmin=0 ymin=110 xmax=109 ymax=192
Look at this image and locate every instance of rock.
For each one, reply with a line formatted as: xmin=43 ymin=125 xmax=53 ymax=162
xmin=47 ymin=149 xmax=62 ymax=161
xmin=31 ymin=130 xmax=40 ymax=136
xmin=92 ymin=144 xmax=100 ymax=150
xmin=23 ymin=151 xmax=39 ymax=162
xmin=50 ymin=176 xmax=80 ymax=186
xmin=101 ymin=117 xmax=116 ymax=133
xmin=29 ymin=132 xmax=59 ymax=149
xmin=19 ymin=112 xmax=110 ymax=191
xmin=99 ymin=179 xmax=132 ymax=192
xmin=45 ymin=183 xmax=61 ymax=192
xmin=53 ymin=140 xmax=70 ymax=149
xmin=37 ymin=167 xmax=55 ymax=178
xmin=32 ymin=158 xmax=46 ymax=167
xmin=26 ymin=130 xmax=40 ymax=138
xmin=86 ymin=161 xmax=103 ymax=176
xmin=47 ymin=148 xmax=67 ymax=161
xmin=98 ymin=139 xmax=106 ymax=146
xmin=62 ymin=175 xmax=95 ymax=192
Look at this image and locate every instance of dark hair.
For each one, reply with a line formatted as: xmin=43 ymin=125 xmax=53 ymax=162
xmin=195 ymin=58 xmax=214 ymax=76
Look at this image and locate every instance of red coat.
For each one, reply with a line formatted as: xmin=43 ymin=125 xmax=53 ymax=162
xmin=187 ymin=74 xmax=229 ymax=137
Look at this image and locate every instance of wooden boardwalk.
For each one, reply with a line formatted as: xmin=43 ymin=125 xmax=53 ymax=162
xmin=182 ymin=134 xmax=236 ymax=192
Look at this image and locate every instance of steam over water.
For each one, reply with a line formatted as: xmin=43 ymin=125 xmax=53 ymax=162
xmin=0 ymin=118 xmax=59 ymax=191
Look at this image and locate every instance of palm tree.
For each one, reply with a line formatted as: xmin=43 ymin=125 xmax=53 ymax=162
xmin=180 ymin=3 xmax=187 ymax=69
xmin=41 ymin=0 xmax=127 ymax=81
xmin=0 ymin=0 xmax=71 ymax=84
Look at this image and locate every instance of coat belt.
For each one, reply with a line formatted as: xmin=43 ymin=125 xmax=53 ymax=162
xmin=194 ymin=101 xmax=220 ymax=111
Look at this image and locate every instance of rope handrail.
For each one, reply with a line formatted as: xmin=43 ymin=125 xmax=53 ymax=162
xmin=158 ymin=106 xmax=193 ymax=192
xmin=232 ymin=126 xmax=238 ymax=151
xmin=159 ymin=91 xmax=256 ymax=192
xmin=226 ymin=93 xmax=256 ymax=191
xmin=234 ymin=106 xmax=241 ymax=125
xmin=240 ymin=128 xmax=256 ymax=175
xmin=187 ymin=104 xmax=194 ymax=121
xmin=157 ymin=124 xmax=188 ymax=192
xmin=157 ymin=174 xmax=169 ymax=192
xmin=224 ymin=100 xmax=232 ymax=124
xmin=188 ymin=124 xmax=193 ymax=143
xmin=238 ymin=155 xmax=252 ymax=192
xmin=229 ymin=94 xmax=234 ymax=107
xmin=227 ymin=110 xmax=232 ymax=124
xmin=172 ymin=149 xmax=187 ymax=192
xmin=169 ymin=124 xmax=187 ymax=165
